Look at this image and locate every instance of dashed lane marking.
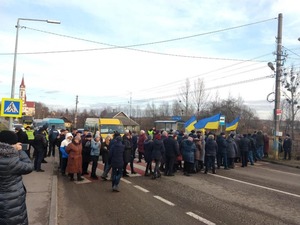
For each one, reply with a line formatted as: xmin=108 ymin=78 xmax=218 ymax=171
xmin=134 ymin=185 xmax=150 ymax=193
xmin=186 ymin=212 xmax=216 ymax=225
xmin=153 ymin=195 xmax=175 ymax=206
xmin=211 ymin=174 xmax=300 ymax=198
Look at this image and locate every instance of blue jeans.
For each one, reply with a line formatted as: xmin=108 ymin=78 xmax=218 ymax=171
xmin=248 ymin=151 xmax=254 ymax=165
xmin=102 ymin=163 xmax=111 ymax=178
xmin=112 ymin=167 xmax=123 ymax=188
xmin=222 ymin=152 xmax=228 ymax=169
xmin=257 ymin=146 xmax=264 ymax=160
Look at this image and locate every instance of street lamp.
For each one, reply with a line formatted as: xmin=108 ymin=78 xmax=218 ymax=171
xmin=9 ymin=18 xmax=60 ymax=130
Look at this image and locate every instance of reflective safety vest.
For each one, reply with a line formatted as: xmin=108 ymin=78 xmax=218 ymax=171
xmin=26 ymin=130 xmax=35 ymax=140
xmin=43 ymin=130 xmax=49 ymax=141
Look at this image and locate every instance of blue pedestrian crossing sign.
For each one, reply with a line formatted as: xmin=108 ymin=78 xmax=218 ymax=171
xmin=0 ymin=98 xmax=23 ymax=118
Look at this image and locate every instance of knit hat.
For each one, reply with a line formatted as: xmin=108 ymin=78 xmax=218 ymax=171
xmin=0 ymin=130 xmax=18 ymax=145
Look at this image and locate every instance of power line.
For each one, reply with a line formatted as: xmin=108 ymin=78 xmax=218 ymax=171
xmin=0 ymin=17 xmax=276 ymax=60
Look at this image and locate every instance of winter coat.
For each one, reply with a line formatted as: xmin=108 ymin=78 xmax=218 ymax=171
xmin=60 ymin=139 xmax=72 ymax=158
xmin=144 ymin=139 xmax=153 ymax=163
xmin=0 ymin=142 xmax=33 ymax=225
xmin=263 ymin=135 xmax=270 ymax=153
xmin=131 ymin=134 xmax=138 ymax=157
xmin=101 ymin=141 xmax=110 ymax=164
xmin=90 ymin=139 xmax=101 ymax=156
xmin=123 ymin=135 xmax=133 ymax=164
xmin=152 ymin=139 xmax=165 ymax=161
xmin=226 ymin=137 xmax=237 ymax=158
xmin=163 ymin=136 xmax=179 ymax=158
xmin=283 ymin=138 xmax=292 ymax=151
xmin=194 ymin=141 xmax=201 ymax=161
xmin=239 ymin=136 xmax=250 ymax=152
xmin=82 ymin=139 xmax=91 ymax=163
xmin=181 ymin=139 xmax=196 ymax=163
xmin=216 ymin=135 xmax=227 ymax=154
xmin=109 ymin=138 xmax=125 ymax=168
xmin=66 ymin=140 xmax=83 ymax=174
xmin=205 ymin=138 xmax=218 ymax=157
xmin=137 ymin=134 xmax=147 ymax=153
xmin=256 ymin=131 xmax=264 ymax=147
xmin=33 ymin=132 xmax=48 ymax=152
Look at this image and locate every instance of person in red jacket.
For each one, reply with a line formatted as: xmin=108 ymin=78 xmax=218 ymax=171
xmin=137 ymin=130 xmax=147 ymax=163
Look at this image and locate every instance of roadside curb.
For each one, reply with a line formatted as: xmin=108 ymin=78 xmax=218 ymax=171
xmin=262 ymin=159 xmax=300 ymax=169
xmin=49 ymin=175 xmax=58 ymax=225
xmin=49 ymin=158 xmax=58 ymax=225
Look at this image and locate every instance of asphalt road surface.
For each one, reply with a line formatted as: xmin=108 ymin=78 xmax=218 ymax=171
xmin=57 ymin=161 xmax=300 ymax=225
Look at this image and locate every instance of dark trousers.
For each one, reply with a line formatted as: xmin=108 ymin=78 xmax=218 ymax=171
xmin=48 ymin=141 xmax=56 ymax=157
xmin=164 ymin=156 xmax=175 ymax=176
xmin=284 ymin=150 xmax=291 ymax=160
xmin=205 ymin=155 xmax=216 ymax=173
xmin=217 ymin=152 xmax=222 ymax=168
xmin=34 ymin=149 xmax=44 ymax=171
xmin=61 ymin=158 xmax=68 ymax=175
xmin=241 ymin=151 xmax=249 ymax=167
xmin=138 ymin=151 xmax=144 ymax=162
xmin=90 ymin=155 xmax=99 ymax=177
xmin=184 ymin=161 xmax=194 ymax=174
xmin=82 ymin=161 xmax=90 ymax=174
xmin=145 ymin=161 xmax=152 ymax=175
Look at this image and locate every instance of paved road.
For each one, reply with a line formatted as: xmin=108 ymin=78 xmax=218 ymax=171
xmin=57 ymin=161 xmax=300 ymax=225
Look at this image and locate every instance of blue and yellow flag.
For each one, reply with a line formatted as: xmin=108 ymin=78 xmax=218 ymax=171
xmin=225 ymin=116 xmax=240 ymax=131
xmin=184 ymin=115 xmax=197 ymax=132
xmin=194 ymin=113 xmax=221 ymax=130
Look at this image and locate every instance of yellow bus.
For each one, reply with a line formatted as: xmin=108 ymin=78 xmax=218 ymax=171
xmin=84 ymin=118 xmax=124 ymax=139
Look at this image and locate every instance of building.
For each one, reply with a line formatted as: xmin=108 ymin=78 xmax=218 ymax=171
xmin=102 ymin=111 xmax=140 ymax=132
xmin=19 ymin=76 xmax=35 ymax=116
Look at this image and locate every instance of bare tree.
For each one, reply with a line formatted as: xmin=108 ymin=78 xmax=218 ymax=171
xmin=281 ymin=66 xmax=300 ymax=140
xmin=178 ymin=78 xmax=192 ymax=117
xmin=158 ymin=101 xmax=170 ymax=117
xmin=192 ymin=78 xmax=208 ymax=118
xmin=172 ymin=100 xmax=184 ymax=117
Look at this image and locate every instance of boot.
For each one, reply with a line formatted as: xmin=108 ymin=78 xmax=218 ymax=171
xmin=69 ymin=174 xmax=75 ymax=181
xmin=77 ymin=173 xmax=84 ymax=181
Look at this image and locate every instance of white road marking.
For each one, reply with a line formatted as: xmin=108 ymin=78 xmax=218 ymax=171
xmin=153 ymin=195 xmax=175 ymax=206
xmin=253 ymin=166 xmax=300 ymax=177
xmin=186 ymin=212 xmax=216 ymax=225
xmin=134 ymin=185 xmax=150 ymax=193
xmin=121 ymin=178 xmax=132 ymax=184
xmin=212 ymin=174 xmax=300 ymax=198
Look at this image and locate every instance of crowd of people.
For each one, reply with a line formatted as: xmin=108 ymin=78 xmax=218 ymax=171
xmin=4 ymin=125 xmax=294 ymax=194
xmin=0 ymin=123 xmax=295 ymax=224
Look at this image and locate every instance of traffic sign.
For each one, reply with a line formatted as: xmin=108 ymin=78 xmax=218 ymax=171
xmin=220 ymin=115 xmax=225 ymax=125
xmin=0 ymin=98 xmax=23 ymax=118
xmin=276 ymin=109 xmax=282 ymax=115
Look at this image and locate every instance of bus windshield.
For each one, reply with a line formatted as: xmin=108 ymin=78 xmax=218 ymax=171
xmin=100 ymin=125 xmax=124 ymax=135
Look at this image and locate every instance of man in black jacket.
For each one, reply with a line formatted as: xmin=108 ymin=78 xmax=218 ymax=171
xmin=283 ymin=134 xmax=292 ymax=160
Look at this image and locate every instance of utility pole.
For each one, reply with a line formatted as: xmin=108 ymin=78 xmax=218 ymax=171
xmin=274 ymin=13 xmax=283 ymax=160
xmin=74 ymin=95 xmax=79 ymax=128
xmin=129 ymin=92 xmax=132 ymax=118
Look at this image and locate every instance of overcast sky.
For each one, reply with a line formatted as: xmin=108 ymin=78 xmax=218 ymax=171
xmin=0 ymin=0 xmax=299 ymax=120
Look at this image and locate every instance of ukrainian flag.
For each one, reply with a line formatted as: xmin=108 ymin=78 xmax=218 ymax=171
xmin=184 ymin=115 xmax=197 ymax=132
xmin=194 ymin=113 xmax=221 ymax=130
xmin=225 ymin=116 xmax=240 ymax=131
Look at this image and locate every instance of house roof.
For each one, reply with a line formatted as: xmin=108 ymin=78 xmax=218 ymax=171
xmin=102 ymin=111 xmax=139 ymax=126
